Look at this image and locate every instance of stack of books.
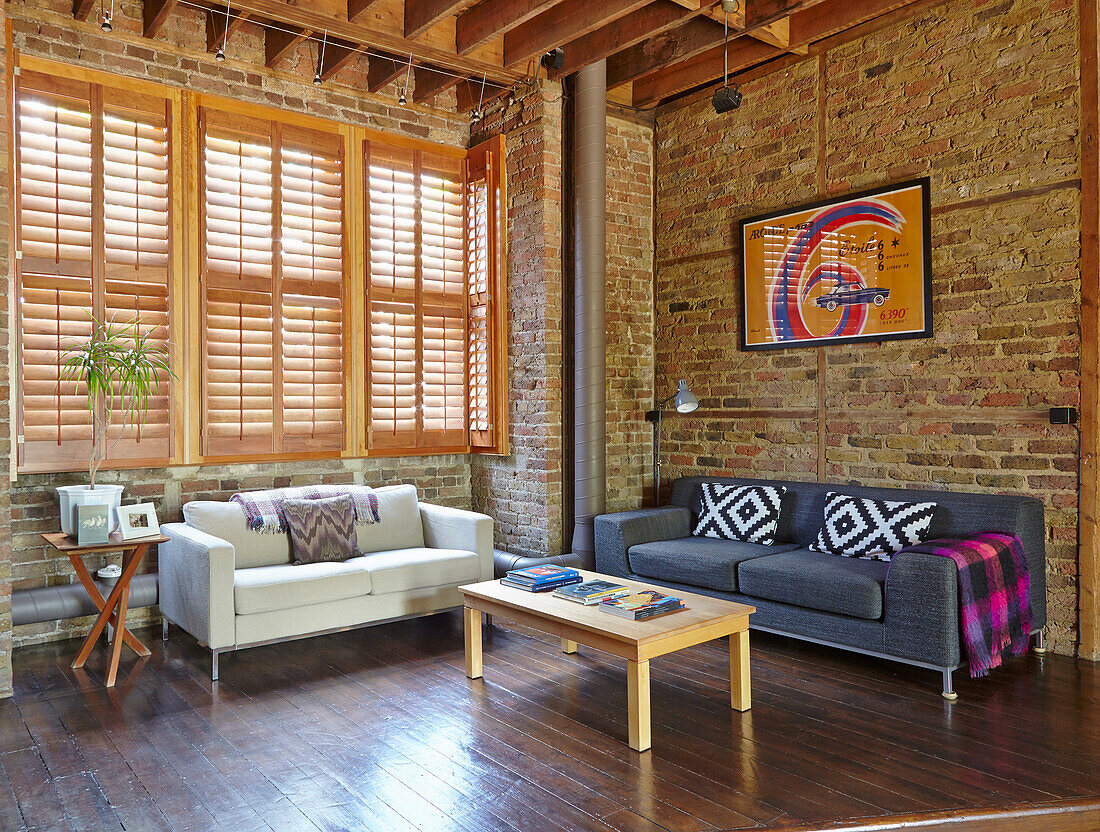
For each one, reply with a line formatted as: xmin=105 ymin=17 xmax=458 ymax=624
xmin=500 ymin=565 xmax=582 ymax=592
xmin=552 ymin=580 xmax=630 ymax=605
xmin=599 ymin=590 xmax=685 ymax=620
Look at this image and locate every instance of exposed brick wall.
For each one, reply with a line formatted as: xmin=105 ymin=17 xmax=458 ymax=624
xmin=605 ymin=114 xmax=656 ymax=514
xmin=470 ymin=85 xmax=566 ymax=557
xmin=654 ymin=0 xmax=1083 ymax=654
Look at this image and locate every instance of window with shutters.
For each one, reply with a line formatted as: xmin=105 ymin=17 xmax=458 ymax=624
xmin=365 ymin=142 xmax=469 ymax=452
xmin=15 ymin=69 xmax=174 ymax=473
xmin=200 ymin=109 xmax=345 ymax=459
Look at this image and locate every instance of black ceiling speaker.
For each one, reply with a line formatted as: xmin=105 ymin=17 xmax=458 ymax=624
xmin=713 ymin=85 xmax=743 ymax=113
xmin=541 ymin=48 xmax=565 ymax=71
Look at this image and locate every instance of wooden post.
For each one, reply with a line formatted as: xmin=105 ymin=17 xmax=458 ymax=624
xmin=1080 ymin=0 xmax=1100 ymax=661
xmin=627 ymin=659 xmax=651 ymax=752
xmin=463 ymin=607 xmax=483 ymax=678
xmin=730 ymin=629 xmax=751 ymax=711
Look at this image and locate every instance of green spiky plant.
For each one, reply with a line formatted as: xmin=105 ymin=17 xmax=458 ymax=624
xmin=62 ymin=315 xmax=174 ymax=488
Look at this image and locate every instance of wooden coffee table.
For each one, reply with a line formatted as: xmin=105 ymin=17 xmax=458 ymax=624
xmin=460 ymin=569 xmax=755 ymax=752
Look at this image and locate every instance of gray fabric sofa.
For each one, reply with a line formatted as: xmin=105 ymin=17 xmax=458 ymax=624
xmin=594 ymin=476 xmax=1047 ymax=698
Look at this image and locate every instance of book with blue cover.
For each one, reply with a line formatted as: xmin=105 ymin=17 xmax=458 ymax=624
xmin=505 ymin=565 xmax=581 ymax=586
xmin=501 ymin=574 xmax=583 ymax=592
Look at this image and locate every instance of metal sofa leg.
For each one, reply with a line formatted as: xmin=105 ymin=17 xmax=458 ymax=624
xmin=162 ymin=619 xmax=169 ymax=642
xmin=1034 ymin=630 xmax=1047 ymax=654
xmin=212 ymin=649 xmax=221 ymax=682
xmin=942 ymin=667 xmax=958 ymax=701
xmin=484 ymin=614 xmax=493 ymax=628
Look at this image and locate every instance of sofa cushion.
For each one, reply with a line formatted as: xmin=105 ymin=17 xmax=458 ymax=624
xmin=811 ymin=491 xmax=937 ymax=561
xmin=234 ymin=558 xmax=374 ymax=615
xmin=183 ymin=501 xmax=291 ymax=569
xmin=283 ymin=495 xmax=358 ymax=564
xmin=356 ymin=485 xmax=426 ymax=554
xmin=628 ymin=537 xmax=798 ymax=592
xmin=362 ymin=547 xmax=481 ymax=595
xmin=737 ymin=549 xmax=888 ymax=620
xmin=693 ymin=483 xmax=786 ymax=545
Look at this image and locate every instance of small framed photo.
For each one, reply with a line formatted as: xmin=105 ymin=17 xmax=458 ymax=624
xmin=76 ymin=504 xmax=111 ymax=546
xmin=117 ymin=503 xmax=160 ymax=540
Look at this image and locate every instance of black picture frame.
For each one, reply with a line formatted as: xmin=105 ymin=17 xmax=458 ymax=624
xmin=738 ymin=177 xmax=933 ymax=351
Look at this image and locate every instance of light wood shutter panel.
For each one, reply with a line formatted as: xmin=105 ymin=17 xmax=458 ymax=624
xmin=16 ymin=70 xmax=173 ymax=472
xmin=466 ymin=135 xmax=507 ymax=454
xmin=201 ymin=110 xmax=346 ymax=459
xmin=419 ymin=151 xmax=466 ymax=448
xmin=365 ymin=141 xmax=419 ymax=450
xmin=280 ymin=125 xmax=345 ymax=453
xmin=201 ymin=109 xmax=276 ymax=458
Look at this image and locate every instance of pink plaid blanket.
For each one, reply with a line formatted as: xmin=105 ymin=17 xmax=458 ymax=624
xmin=230 ymin=485 xmax=381 ymax=534
xmin=899 ymin=532 xmax=1032 ymax=678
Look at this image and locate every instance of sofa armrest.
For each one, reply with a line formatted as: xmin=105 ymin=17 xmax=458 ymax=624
xmin=594 ymin=507 xmax=692 ymax=578
xmin=884 ymin=551 xmax=961 ymax=668
xmin=159 ymin=523 xmax=236 ymax=650
xmin=420 ymin=503 xmax=494 ymax=581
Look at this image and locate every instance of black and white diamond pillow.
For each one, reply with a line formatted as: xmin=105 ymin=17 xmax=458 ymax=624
xmin=692 ymin=483 xmax=787 ymax=545
xmin=811 ymin=492 xmax=937 ymax=561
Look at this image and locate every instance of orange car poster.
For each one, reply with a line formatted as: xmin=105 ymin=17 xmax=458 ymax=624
xmin=739 ymin=178 xmax=932 ymax=350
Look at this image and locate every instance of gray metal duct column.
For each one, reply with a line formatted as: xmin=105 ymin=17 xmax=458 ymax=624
xmin=570 ymin=60 xmax=607 ymax=568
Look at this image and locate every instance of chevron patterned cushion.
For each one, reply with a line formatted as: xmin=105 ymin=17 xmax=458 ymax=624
xmin=692 ymin=483 xmax=786 ymax=545
xmin=811 ymin=491 xmax=938 ymax=561
xmin=283 ymin=495 xmax=359 ymax=565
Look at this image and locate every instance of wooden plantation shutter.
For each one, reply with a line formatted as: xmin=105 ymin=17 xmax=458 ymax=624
xmin=466 ymin=135 xmax=507 ymax=454
xmin=201 ymin=109 xmax=345 ymax=459
xmin=15 ymin=69 xmax=173 ymax=472
xmin=365 ymin=141 xmax=468 ymax=452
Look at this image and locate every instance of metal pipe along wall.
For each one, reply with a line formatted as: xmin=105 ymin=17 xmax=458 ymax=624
xmin=571 ymin=60 xmax=608 ymax=568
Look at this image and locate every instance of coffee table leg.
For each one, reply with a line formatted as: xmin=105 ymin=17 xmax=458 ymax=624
xmin=561 ymin=638 xmax=577 ymax=654
xmin=730 ymin=629 xmax=751 ymax=711
xmin=464 ymin=607 xmax=483 ymax=679
xmin=627 ymin=660 xmax=651 ymax=752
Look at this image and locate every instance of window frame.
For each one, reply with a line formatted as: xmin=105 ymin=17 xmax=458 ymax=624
xmin=11 ymin=58 xmax=508 ymax=475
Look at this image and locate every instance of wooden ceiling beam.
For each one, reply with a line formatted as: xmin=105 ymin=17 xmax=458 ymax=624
xmin=549 ymin=0 xmax=718 ymax=80
xmin=413 ymin=66 xmax=462 ymax=103
xmin=504 ymin=0 xmax=652 ymax=69
xmin=455 ymin=0 xmax=560 ymax=57
xmin=265 ymin=25 xmax=312 ymax=67
xmin=368 ymin=53 xmax=411 ymax=92
xmin=745 ymin=0 xmax=805 ymax=28
xmin=73 ymin=0 xmax=97 ymax=22
xmin=405 ymin=0 xmax=478 ymax=39
xmin=348 ymin=0 xmax=388 ymax=23
xmin=632 ymin=0 xmax=921 ymax=107
xmin=144 ymin=0 xmax=178 ymax=38
xmin=206 ymin=8 xmax=252 ymax=54
xmin=224 ymin=0 xmax=525 ymax=86
xmin=606 ymin=15 xmax=728 ymax=89
xmin=318 ymin=39 xmax=361 ymax=80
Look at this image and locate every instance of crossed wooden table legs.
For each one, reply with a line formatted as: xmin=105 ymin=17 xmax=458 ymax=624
xmin=42 ymin=533 xmax=168 ymax=688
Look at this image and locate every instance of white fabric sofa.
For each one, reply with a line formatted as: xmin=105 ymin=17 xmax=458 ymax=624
xmin=158 ymin=484 xmax=493 ymax=679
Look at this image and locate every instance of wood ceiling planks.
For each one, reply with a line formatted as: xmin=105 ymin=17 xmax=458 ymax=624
xmin=102 ymin=0 xmax=922 ymax=109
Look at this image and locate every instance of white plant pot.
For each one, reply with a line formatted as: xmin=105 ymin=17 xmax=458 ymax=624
xmin=56 ymin=484 xmax=125 ymax=536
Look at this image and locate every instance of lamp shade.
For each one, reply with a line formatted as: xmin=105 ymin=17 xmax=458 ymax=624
xmin=674 ymin=379 xmax=699 ymax=413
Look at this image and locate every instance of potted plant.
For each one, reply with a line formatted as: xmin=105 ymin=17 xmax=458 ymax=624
xmin=56 ymin=315 xmax=174 ymax=536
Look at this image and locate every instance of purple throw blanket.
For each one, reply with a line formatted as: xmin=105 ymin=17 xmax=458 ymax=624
xmin=898 ymin=532 xmax=1032 ymax=677
xmin=231 ymin=485 xmax=381 ymax=534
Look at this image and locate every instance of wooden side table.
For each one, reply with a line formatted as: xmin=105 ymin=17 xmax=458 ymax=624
xmin=42 ymin=532 xmax=169 ymax=687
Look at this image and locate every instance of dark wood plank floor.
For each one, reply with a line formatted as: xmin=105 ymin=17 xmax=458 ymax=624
xmin=3 ymin=613 xmax=1098 ymax=832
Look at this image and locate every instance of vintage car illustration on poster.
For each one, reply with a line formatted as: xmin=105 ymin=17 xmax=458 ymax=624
xmin=814 ymin=284 xmax=890 ymax=312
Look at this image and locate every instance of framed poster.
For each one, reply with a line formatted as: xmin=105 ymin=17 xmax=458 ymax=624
xmin=739 ymin=178 xmax=932 ymax=351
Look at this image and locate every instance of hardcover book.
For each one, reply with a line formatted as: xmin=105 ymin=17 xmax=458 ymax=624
xmin=501 ymin=575 xmax=583 ymax=592
xmin=506 ymin=565 xmax=581 ymax=585
xmin=552 ymin=580 xmax=629 ymax=604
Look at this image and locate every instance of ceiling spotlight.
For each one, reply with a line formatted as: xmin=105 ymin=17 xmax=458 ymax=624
xmin=313 ymin=72 xmax=323 ymax=86
xmin=470 ymin=109 xmax=483 ymax=125
xmin=712 ymin=84 xmax=742 ymax=113
xmin=215 ymin=46 xmax=226 ymax=62
xmin=100 ymin=13 xmax=112 ymax=31
xmin=540 ymin=48 xmax=565 ymax=72
xmin=398 ymin=91 xmax=407 ymax=106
